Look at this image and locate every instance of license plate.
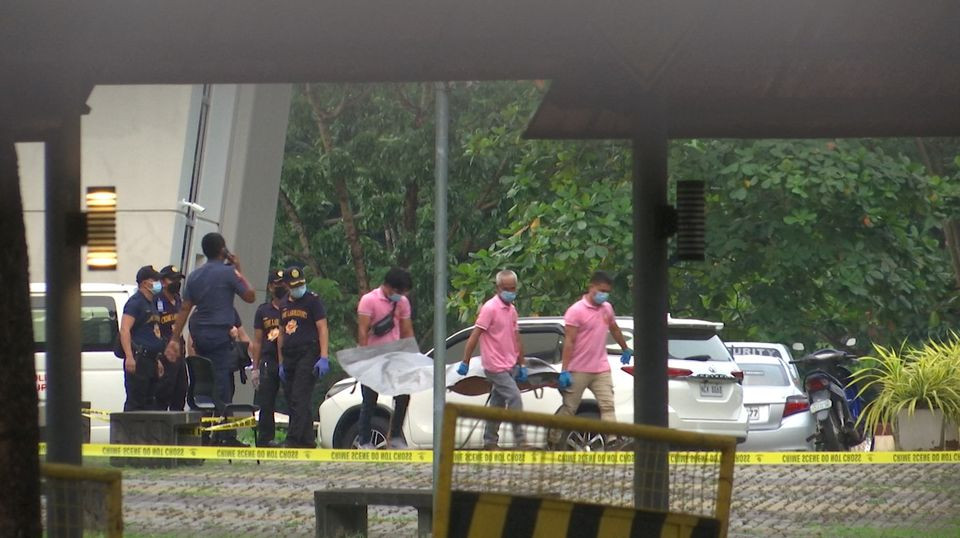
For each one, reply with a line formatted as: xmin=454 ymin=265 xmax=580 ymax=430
xmin=699 ymin=382 xmax=723 ymax=398
xmin=810 ymin=399 xmax=832 ymax=413
xmin=747 ymin=406 xmax=761 ymax=422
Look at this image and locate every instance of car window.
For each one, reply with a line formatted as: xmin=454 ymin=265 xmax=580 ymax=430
xmin=31 ymin=294 xmax=118 ymax=353
xmin=739 ymin=363 xmax=789 ymax=386
xmin=606 ymin=330 xmax=634 ymax=353
xmin=445 ymin=326 xmax=563 ymax=365
xmin=609 ymin=328 xmax=733 ymax=362
xmin=520 ymin=331 xmax=563 ymax=364
xmin=667 ymin=329 xmax=733 ymax=362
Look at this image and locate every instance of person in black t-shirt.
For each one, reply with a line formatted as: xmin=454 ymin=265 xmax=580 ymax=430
xmin=120 ymin=266 xmax=167 ymax=411
xmin=250 ymin=269 xmax=286 ymax=446
xmin=277 ymin=267 xmax=329 ymax=448
xmin=155 ymin=264 xmax=187 ymax=411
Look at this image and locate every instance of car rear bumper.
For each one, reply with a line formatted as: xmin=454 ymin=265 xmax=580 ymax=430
xmin=739 ymin=413 xmax=816 ymax=451
xmin=668 ymin=409 xmax=749 ymax=440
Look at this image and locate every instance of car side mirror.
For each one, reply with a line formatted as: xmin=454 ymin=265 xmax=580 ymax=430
xmin=791 ymin=342 xmax=805 ymax=352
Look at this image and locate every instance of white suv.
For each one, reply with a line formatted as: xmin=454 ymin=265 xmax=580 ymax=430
xmin=32 ymin=283 xmax=136 ymax=443
xmin=319 ymin=315 xmax=747 ymax=449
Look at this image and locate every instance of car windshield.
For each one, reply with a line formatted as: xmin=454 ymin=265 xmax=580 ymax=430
xmin=609 ymin=328 xmax=734 ymax=362
xmin=739 ymin=363 xmax=789 ymax=386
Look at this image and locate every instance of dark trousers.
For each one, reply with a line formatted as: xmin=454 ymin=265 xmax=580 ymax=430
xmin=357 ymin=385 xmax=409 ymax=444
xmin=192 ymin=329 xmax=235 ymax=405
xmin=155 ymin=356 xmax=187 ymax=411
xmin=256 ymin=355 xmax=282 ymax=444
xmin=282 ymin=346 xmax=316 ymax=447
xmin=123 ymin=352 xmax=160 ymax=411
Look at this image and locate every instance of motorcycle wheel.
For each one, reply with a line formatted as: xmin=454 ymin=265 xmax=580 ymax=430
xmin=819 ymin=409 xmax=845 ymax=451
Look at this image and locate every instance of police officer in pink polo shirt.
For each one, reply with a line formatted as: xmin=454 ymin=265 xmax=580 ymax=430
xmin=355 ymin=267 xmax=415 ymax=449
xmin=457 ymin=270 xmax=530 ymax=450
xmin=551 ymin=271 xmax=632 ymax=447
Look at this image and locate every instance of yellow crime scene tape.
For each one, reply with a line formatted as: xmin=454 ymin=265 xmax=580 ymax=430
xmin=36 ymin=443 xmax=960 ymax=464
xmin=81 ymin=409 xmax=256 ymax=432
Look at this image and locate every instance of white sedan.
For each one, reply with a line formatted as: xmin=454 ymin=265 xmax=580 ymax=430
xmin=318 ymin=316 xmax=747 ymax=450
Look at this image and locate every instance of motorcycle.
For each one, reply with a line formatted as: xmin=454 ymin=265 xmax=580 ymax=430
xmin=790 ymin=343 xmax=871 ymax=451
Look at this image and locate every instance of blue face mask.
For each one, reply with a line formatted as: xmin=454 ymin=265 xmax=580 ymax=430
xmin=291 ymin=285 xmax=307 ymax=299
xmin=388 ymin=293 xmax=403 ymax=303
xmin=593 ymin=291 xmax=609 ymax=304
xmin=499 ymin=291 xmax=517 ymax=303
xmin=150 ymin=281 xmax=163 ymax=295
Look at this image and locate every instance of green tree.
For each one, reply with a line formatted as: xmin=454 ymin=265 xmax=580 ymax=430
xmin=451 ymin=136 xmax=960 ymax=349
xmin=274 ymin=81 xmax=545 ymax=353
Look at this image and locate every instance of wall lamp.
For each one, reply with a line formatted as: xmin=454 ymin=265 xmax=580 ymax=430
xmin=85 ymin=186 xmax=117 ymax=270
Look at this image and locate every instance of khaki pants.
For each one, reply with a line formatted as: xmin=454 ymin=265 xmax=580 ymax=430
xmin=549 ymin=371 xmax=616 ymax=446
xmin=556 ymin=370 xmax=616 ymax=422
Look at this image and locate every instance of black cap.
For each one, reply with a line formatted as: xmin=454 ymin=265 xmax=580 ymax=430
xmin=159 ymin=264 xmax=184 ymax=280
xmin=136 ymin=265 xmax=162 ymax=284
xmin=283 ymin=267 xmax=306 ymax=287
xmin=268 ymin=269 xmax=284 ymax=286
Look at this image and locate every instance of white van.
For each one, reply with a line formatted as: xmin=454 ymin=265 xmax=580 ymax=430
xmin=32 ymin=283 xmax=135 ymax=443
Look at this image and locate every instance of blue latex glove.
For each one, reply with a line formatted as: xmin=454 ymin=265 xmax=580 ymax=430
xmin=313 ymin=356 xmax=330 ymax=378
xmin=457 ymin=362 xmax=469 ymax=376
xmin=620 ymin=349 xmax=633 ymax=365
xmin=515 ymin=366 xmax=529 ymax=383
xmin=557 ymin=371 xmax=572 ymax=389
xmin=278 ymin=363 xmax=287 ymax=383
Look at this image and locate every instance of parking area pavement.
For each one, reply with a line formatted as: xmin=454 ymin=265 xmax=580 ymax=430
xmin=103 ymin=458 xmax=960 ymax=537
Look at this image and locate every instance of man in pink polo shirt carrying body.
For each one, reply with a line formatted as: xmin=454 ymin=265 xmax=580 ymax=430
xmin=457 ymin=270 xmax=530 ymax=450
xmin=355 ymin=267 xmax=415 ymax=449
xmin=551 ymin=271 xmax=632 ymax=447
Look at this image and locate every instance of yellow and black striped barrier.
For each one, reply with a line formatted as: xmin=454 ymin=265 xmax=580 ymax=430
xmin=447 ymin=491 xmax=720 ymax=538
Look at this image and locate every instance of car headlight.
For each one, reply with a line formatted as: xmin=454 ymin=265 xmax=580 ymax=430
xmin=325 ymin=380 xmax=355 ymax=400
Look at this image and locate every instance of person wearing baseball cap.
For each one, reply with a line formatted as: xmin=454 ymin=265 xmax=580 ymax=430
xmin=250 ymin=269 xmax=287 ymax=446
xmin=277 ymin=266 xmax=329 ymax=448
xmin=155 ymin=264 xmax=187 ymax=411
xmin=119 ymin=265 xmax=166 ymax=410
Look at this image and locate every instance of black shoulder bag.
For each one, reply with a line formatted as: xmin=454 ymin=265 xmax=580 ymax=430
xmin=371 ymin=303 xmax=398 ymax=337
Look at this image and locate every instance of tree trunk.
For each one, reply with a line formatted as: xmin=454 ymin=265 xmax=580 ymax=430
xmin=306 ymin=86 xmax=370 ymax=294
xmin=944 ymin=219 xmax=960 ymax=290
xmin=0 ymin=135 xmax=41 ymax=536
xmin=278 ymin=187 xmax=323 ymax=277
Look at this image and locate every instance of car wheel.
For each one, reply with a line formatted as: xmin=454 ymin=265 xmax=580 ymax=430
xmin=336 ymin=416 xmax=390 ymax=449
xmin=819 ymin=408 xmax=844 ymax=451
xmin=553 ymin=411 xmax=606 ymax=452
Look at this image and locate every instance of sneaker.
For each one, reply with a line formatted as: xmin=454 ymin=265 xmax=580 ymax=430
xmin=357 ymin=442 xmax=376 ymax=450
xmin=483 ymin=443 xmax=502 ymax=451
xmin=387 ymin=438 xmax=408 ymax=449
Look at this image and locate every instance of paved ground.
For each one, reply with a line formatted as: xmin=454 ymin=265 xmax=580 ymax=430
xmin=84 ymin=458 xmax=960 ymax=537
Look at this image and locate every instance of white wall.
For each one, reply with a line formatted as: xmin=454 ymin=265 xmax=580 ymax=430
xmin=18 ymin=85 xmax=197 ymax=284
xmin=17 ymin=83 xmax=291 ymax=308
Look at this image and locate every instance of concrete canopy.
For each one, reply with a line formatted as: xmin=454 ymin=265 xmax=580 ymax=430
xmin=3 ymin=1 xmax=960 ymax=138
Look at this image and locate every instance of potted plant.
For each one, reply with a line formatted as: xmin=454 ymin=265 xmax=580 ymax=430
xmin=851 ymin=334 xmax=960 ymax=450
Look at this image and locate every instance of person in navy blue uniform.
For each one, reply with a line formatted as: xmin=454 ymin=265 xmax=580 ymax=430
xmin=120 ymin=266 xmax=167 ymax=411
xmin=277 ymin=266 xmax=329 ymax=448
xmin=165 ymin=233 xmax=255 ymax=408
xmin=155 ymin=264 xmax=187 ymax=411
xmin=250 ymin=270 xmax=286 ymax=447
